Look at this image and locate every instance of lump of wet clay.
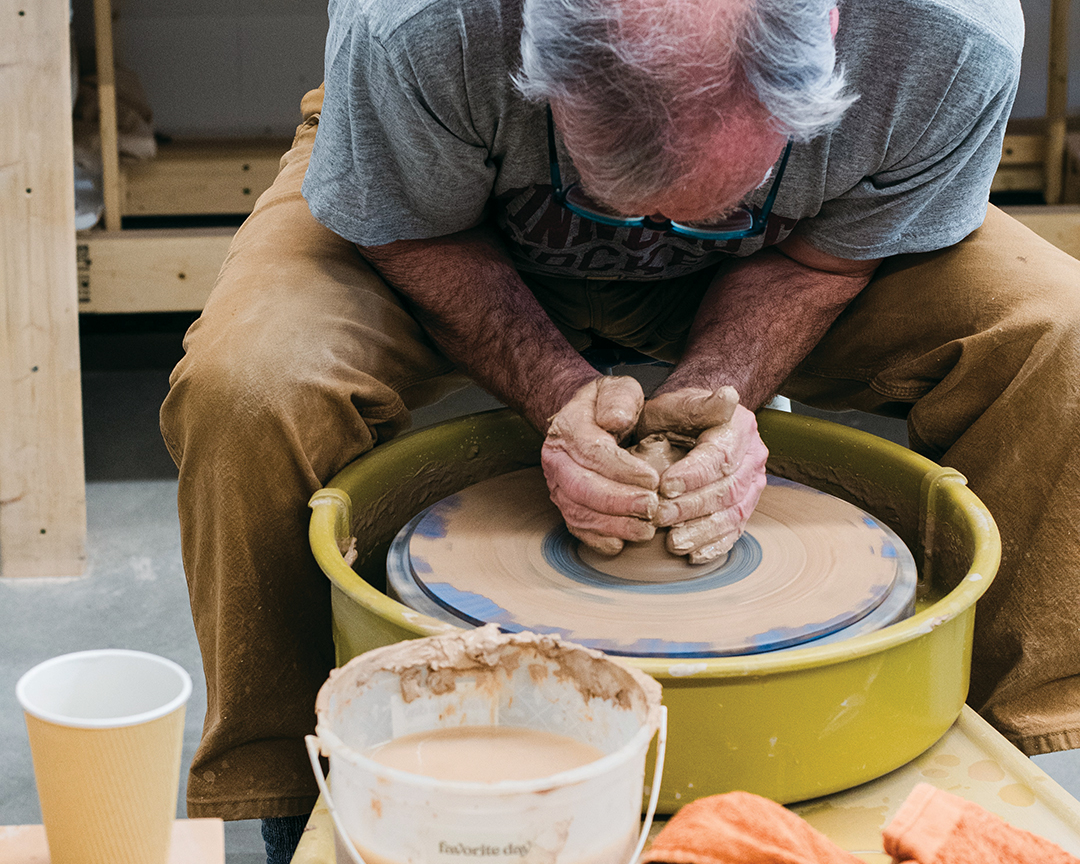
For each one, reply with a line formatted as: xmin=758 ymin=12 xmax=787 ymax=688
xmin=629 ymin=433 xmax=691 ymax=474
xmin=577 ymin=433 xmax=724 ymax=582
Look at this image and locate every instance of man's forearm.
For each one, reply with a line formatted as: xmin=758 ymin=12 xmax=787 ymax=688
xmin=358 ymin=226 xmax=599 ymax=431
xmin=658 ymin=244 xmax=880 ymax=410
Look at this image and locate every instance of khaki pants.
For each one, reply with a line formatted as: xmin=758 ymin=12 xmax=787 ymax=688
xmin=161 ymin=86 xmax=1080 ymax=820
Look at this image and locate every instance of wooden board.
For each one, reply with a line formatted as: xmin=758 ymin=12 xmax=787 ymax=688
xmin=993 ymin=133 xmax=1050 ymax=195
xmin=0 ymin=820 xmax=224 ymax=864
xmin=0 ymin=0 xmax=87 ymax=578
xmin=76 ymin=228 xmax=234 ymax=312
xmin=108 ymin=130 xmax=1079 ymax=215
xmin=1000 ymin=133 xmax=1047 ymax=166
xmin=107 ymin=131 xmax=1078 ymax=214
xmin=122 ymin=138 xmax=290 ymax=216
xmin=992 ymin=165 xmax=1047 ymax=194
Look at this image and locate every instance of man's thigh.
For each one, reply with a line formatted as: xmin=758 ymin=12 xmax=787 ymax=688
xmin=164 ymin=107 xmax=465 ymax=468
xmin=782 ymin=208 xmax=1080 ymax=746
xmin=782 ymin=205 xmax=1080 ymax=437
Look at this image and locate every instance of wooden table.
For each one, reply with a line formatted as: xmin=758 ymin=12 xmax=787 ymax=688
xmin=291 ymin=707 xmax=1080 ymax=864
xmin=0 ymin=819 xmax=225 ymax=864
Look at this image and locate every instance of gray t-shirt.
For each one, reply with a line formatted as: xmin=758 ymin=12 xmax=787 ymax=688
xmin=303 ymin=0 xmax=1022 ymax=279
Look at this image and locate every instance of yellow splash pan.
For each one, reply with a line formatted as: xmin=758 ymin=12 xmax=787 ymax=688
xmin=309 ymin=408 xmax=1000 ymax=810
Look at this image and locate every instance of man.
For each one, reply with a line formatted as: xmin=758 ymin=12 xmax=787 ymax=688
xmin=161 ymin=0 xmax=1080 ymax=860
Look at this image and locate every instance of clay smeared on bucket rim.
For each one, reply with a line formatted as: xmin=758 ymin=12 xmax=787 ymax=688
xmin=319 ymin=624 xmax=661 ymax=714
xmin=313 ymin=625 xmax=663 ymax=791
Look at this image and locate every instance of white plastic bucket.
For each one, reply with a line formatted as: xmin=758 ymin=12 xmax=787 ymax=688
xmin=307 ymin=626 xmax=666 ymax=864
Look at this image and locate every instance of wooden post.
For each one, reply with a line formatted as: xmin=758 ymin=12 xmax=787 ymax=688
xmin=92 ymin=0 xmax=123 ymax=230
xmin=0 ymin=0 xmax=87 ymax=577
xmin=1044 ymin=0 xmax=1070 ymax=204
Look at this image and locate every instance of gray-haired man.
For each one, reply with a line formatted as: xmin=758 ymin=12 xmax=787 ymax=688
xmin=161 ymin=0 xmax=1080 ymax=860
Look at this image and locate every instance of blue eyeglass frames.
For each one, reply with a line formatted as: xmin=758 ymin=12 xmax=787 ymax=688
xmin=546 ymin=105 xmax=793 ymax=241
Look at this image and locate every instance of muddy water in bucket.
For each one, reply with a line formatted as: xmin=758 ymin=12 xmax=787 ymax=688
xmin=307 ymin=625 xmax=666 ymax=864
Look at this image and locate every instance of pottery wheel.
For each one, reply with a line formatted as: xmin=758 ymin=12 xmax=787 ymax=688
xmin=387 ymin=469 xmax=917 ymax=657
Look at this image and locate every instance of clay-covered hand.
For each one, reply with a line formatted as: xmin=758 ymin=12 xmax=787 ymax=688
xmin=638 ymin=386 xmax=768 ymax=563
xmin=542 ymin=377 xmax=661 ymax=556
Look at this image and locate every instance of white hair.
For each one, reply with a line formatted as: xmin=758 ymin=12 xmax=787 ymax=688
xmin=515 ymin=0 xmax=856 ymax=205
xmin=741 ymin=0 xmax=856 ymax=138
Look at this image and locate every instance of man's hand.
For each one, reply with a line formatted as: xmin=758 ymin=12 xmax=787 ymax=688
xmin=541 ymin=377 xmax=662 ymax=556
xmin=635 ymin=241 xmax=878 ymax=563
xmin=638 ymin=387 xmax=768 ymax=563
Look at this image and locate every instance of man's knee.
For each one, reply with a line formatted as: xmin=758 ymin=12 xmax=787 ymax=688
xmin=161 ymin=333 xmax=297 ymax=466
xmin=984 ymin=266 xmax=1080 ymax=375
xmin=161 ymin=322 xmax=397 ymax=474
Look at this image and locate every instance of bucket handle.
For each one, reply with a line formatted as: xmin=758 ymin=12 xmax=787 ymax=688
xmin=306 ymin=705 xmax=668 ymax=864
xmin=634 ymin=704 xmax=668 ymax=863
xmin=306 ymin=734 xmax=369 ymax=864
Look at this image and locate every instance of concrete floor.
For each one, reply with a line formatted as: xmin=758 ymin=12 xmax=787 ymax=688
xmin=1 ymin=322 xmax=1078 ymax=862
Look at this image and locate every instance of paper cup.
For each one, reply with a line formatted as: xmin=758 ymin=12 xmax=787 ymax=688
xmin=16 ymin=650 xmax=192 ymax=864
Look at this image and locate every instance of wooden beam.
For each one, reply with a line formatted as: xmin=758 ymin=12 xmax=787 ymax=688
xmin=92 ymin=0 xmax=122 ymax=229
xmin=1066 ymin=133 xmax=1080 ymax=205
xmin=77 ymin=228 xmax=233 ymax=312
xmin=1045 ymin=0 xmax=1071 ymax=204
xmin=0 ymin=0 xmax=87 ymax=577
xmin=1001 ymin=205 xmax=1080 ymax=259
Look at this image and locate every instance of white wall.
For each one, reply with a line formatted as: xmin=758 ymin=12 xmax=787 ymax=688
xmin=76 ymin=0 xmax=327 ymax=137
xmin=75 ymin=0 xmax=1076 ymax=137
xmin=1014 ymin=0 xmax=1080 ymax=118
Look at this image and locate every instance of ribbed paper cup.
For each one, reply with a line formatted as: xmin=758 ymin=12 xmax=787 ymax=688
xmin=16 ymin=650 xmax=192 ymax=864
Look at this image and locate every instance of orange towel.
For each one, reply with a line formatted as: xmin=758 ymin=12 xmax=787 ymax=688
xmin=883 ymin=783 xmax=1080 ymax=864
xmin=639 ymin=786 xmax=1080 ymax=864
xmin=638 ymin=790 xmax=864 ymax=864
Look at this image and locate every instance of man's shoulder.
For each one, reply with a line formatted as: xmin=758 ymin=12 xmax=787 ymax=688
xmin=334 ymin=0 xmax=518 ymax=43
xmin=855 ymin=0 xmax=1023 ymax=57
xmin=919 ymin=0 xmax=1023 ymax=54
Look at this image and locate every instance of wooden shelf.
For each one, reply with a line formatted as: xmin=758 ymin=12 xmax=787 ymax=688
xmin=79 ymin=126 xmax=1078 ymax=316
xmin=71 ymin=204 xmax=1079 ymax=316
xmin=994 ymin=120 xmax=1080 ymax=201
xmin=122 ymin=137 xmax=290 ymax=217
xmin=72 ymin=126 xmax=1080 ymax=316
xmin=994 ymin=132 xmax=1048 ymax=193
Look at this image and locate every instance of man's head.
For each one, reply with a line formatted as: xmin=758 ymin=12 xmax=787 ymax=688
xmin=515 ymin=0 xmax=854 ymax=220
